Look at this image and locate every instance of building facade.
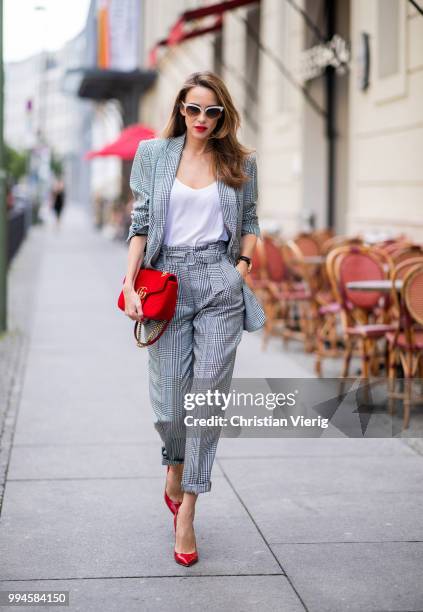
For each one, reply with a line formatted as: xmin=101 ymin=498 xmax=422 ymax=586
xmin=5 ymin=30 xmax=93 ymax=206
xmin=347 ymin=0 xmax=423 ymax=241
xmin=137 ymin=0 xmax=423 ymax=241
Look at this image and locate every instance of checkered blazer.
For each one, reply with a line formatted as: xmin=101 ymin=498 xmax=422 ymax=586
xmin=126 ymin=131 xmax=265 ymax=332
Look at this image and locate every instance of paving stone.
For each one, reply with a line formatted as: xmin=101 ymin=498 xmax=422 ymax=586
xmin=271 ymin=541 xmax=423 ymax=612
xmin=0 ymin=575 xmax=304 ymax=612
xmin=0 ymin=477 xmax=281 ymax=580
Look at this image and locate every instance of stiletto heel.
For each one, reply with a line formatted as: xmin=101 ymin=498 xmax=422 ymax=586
xmin=173 ymin=507 xmax=199 ymax=567
xmin=164 ymin=466 xmax=182 ymax=516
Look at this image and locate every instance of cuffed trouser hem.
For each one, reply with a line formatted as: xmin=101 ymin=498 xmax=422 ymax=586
xmin=161 ymin=445 xmax=184 ymax=466
xmin=181 ymin=481 xmax=212 ymax=494
xmin=161 ymin=457 xmax=185 ymax=466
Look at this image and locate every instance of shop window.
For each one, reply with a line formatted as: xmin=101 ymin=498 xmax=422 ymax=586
xmin=373 ymin=0 xmax=406 ymax=102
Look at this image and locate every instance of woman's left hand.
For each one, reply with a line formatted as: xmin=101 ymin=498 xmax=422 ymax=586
xmin=236 ymin=261 xmax=249 ymax=280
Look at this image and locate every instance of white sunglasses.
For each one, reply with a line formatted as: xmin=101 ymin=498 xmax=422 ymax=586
xmin=180 ymin=101 xmax=224 ymax=119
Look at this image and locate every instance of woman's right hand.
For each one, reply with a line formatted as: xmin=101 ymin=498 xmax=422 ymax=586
xmin=123 ymin=285 xmax=144 ymax=322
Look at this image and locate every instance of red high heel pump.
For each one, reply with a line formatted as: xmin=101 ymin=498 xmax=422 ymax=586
xmin=164 ymin=466 xmax=182 ymax=516
xmin=173 ymin=507 xmax=199 ymax=567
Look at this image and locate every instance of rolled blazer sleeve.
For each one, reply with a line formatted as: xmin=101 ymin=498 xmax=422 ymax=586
xmin=241 ymin=152 xmax=261 ymax=238
xmin=126 ymin=139 xmax=152 ymax=243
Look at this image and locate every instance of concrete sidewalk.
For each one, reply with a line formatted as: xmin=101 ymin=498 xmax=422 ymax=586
xmin=1 ymin=203 xmax=423 ymax=612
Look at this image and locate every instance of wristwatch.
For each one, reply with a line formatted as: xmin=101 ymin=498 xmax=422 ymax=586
xmin=237 ymin=255 xmax=252 ymax=273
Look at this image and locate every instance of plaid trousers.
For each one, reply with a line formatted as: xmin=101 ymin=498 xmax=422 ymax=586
xmin=143 ymin=240 xmax=244 ymax=494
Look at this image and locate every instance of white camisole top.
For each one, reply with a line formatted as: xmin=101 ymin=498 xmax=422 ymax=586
xmin=163 ymin=177 xmax=229 ymax=246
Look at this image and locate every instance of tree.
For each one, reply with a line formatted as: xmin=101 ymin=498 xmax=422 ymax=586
xmin=5 ymin=144 xmax=28 ymax=182
xmin=50 ymin=151 xmax=63 ymax=178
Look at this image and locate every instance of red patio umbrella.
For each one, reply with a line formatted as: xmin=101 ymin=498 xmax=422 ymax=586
xmin=85 ymin=124 xmax=156 ymax=161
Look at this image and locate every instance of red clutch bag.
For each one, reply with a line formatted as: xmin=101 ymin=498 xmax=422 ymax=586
xmin=117 ymin=268 xmax=178 ymax=347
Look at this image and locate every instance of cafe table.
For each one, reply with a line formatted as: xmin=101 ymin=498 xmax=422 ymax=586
xmin=303 ymin=255 xmax=325 ymax=265
xmin=346 ymin=280 xmax=403 ymax=292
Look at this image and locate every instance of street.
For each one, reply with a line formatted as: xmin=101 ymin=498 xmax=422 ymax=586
xmin=0 ymin=204 xmax=423 ymax=612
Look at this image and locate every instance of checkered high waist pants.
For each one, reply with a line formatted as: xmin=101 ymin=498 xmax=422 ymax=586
xmin=143 ymin=240 xmax=245 ymax=494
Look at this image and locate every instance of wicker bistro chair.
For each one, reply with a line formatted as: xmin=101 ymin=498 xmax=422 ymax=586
xmin=313 ymin=228 xmax=335 ymax=250
xmin=389 ymin=244 xmax=423 ymax=266
xmin=386 ymin=262 xmax=423 ymax=429
xmin=293 ymin=232 xmax=324 ymax=286
xmin=259 ymin=235 xmax=317 ymax=351
xmin=313 ymin=240 xmax=363 ymax=376
xmin=387 ymin=257 xmax=423 ymax=323
xmin=382 ymin=239 xmax=412 ymax=256
xmin=321 ymin=235 xmax=363 ymax=256
xmin=260 ymin=235 xmax=314 ymax=350
xmin=294 ymin=232 xmax=322 ymax=258
xmin=319 ymin=236 xmax=363 ymax=298
xmin=261 ymin=234 xmax=288 ymax=289
xmin=244 ymin=239 xmax=269 ymax=303
xmin=277 ymin=240 xmax=319 ymax=352
xmin=313 ymin=247 xmax=346 ymax=376
xmin=258 ymin=234 xmax=293 ymax=348
xmin=313 ymin=240 xmax=364 ymax=376
xmin=292 ymin=233 xmax=350 ymax=362
xmin=328 ymin=245 xmax=397 ymax=378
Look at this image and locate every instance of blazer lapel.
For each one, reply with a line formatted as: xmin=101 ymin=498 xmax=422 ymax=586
xmin=217 ymin=176 xmax=239 ymax=239
xmin=153 ymin=131 xmax=239 ymax=254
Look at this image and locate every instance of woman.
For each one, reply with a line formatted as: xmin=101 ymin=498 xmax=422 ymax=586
xmin=123 ymin=71 xmax=265 ymax=567
xmin=52 ymin=179 xmax=66 ymax=227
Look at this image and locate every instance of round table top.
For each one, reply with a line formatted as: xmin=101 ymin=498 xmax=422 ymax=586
xmin=346 ymin=280 xmax=403 ymax=292
xmin=303 ymin=256 xmax=325 ymax=264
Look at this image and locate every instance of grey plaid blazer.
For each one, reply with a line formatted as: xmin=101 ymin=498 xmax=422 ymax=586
xmin=126 ymin=131 xmax=265 ymax=332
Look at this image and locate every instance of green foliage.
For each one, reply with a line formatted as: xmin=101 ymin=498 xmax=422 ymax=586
xmin=50 ymin=152 xmax=63 ymax=178
xmin=5 ymin=144 xmax=28 ymax=182
xmin=4 ymin=144 xmax=64 ymax=183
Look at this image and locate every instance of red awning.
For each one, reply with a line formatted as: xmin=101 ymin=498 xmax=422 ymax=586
xmin=148 ymin=0 xmax=259 ymax=67
xmin=184 ymin=0 xmax=258 ymax=20
xmin=148 ymin=38 xmax=168 ymax=69
xmin=85 ymin=124 xmax=156 ymax=161
xmin=168 ymin=16 xmax=223 ymax=46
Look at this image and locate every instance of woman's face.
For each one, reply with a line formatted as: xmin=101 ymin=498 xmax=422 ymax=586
xmin=179 ymin=86 xmax=222 ymax=142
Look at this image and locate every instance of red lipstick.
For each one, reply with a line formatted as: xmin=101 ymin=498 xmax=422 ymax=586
xmin=194 ymin=126 xmax=207 ymax=132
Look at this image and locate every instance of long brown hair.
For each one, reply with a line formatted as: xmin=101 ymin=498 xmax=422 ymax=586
xmin=161 ymin=71 xmax=254 ymax=189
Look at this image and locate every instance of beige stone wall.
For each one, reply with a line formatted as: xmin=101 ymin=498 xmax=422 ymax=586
xmin=137 ymin=0 xmax=422 ymax=242
xmin=256 ymin=0 xmax=304 ymax=237
xmin=347 ymin=0 xmax=423 ymax=241
xmin=221 ymin=6 xmax=249 ymax=146
xmin=141 ymin=36 xmax=214 ymax=136
xmin=138 ymin=0 xmax=306 ymax=236
xmin=139 ymin=0 xmax=215 ymax=134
